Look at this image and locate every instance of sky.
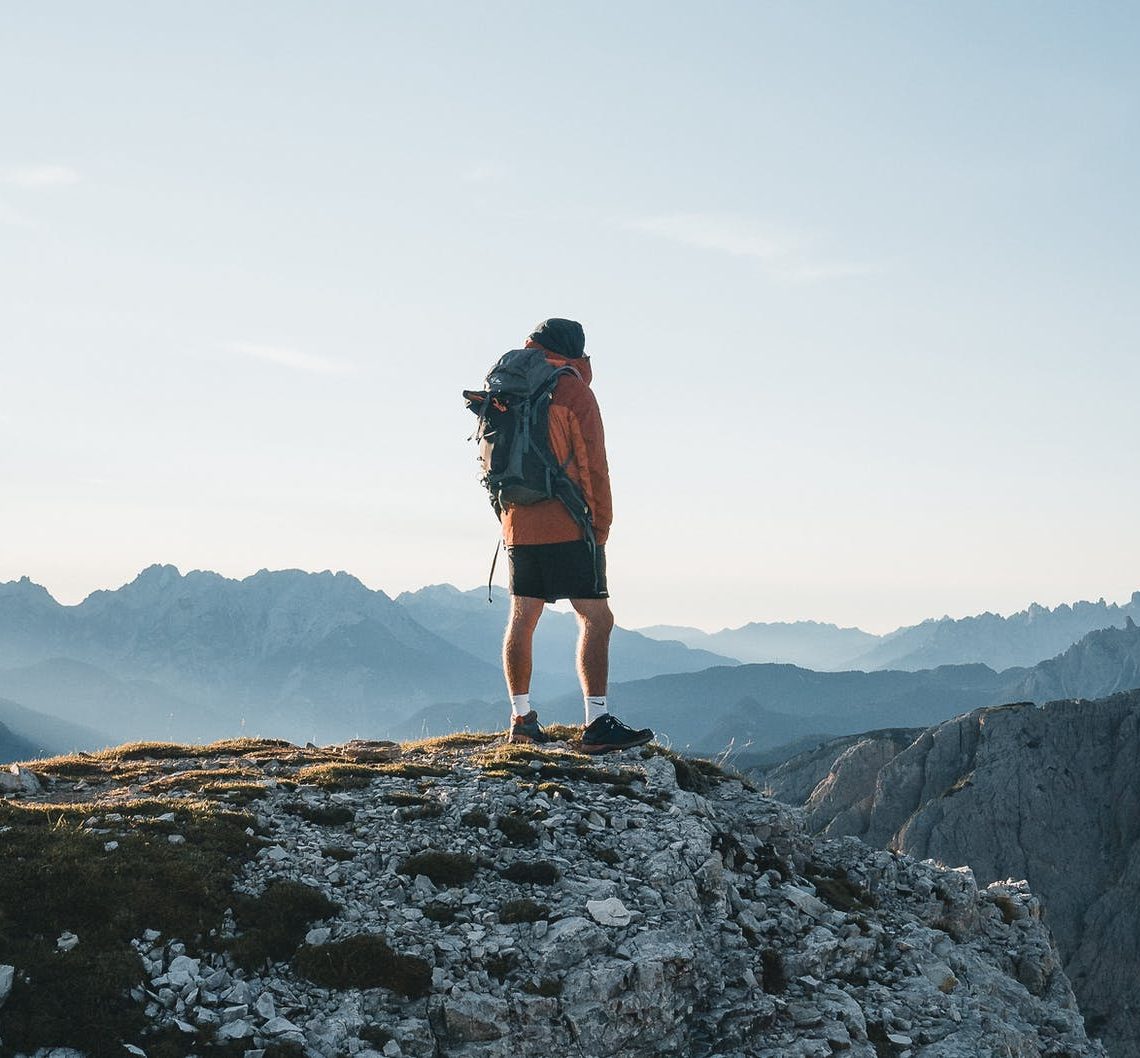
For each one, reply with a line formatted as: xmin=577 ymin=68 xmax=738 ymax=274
xmin=2 ymin=2 xmax=1138 ymax=634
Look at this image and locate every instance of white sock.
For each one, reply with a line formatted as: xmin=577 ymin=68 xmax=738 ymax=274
xmin=510 ymin=693 xmax=531 ymax=719
xmin=584 ymin=695 xmax=608 ymax=725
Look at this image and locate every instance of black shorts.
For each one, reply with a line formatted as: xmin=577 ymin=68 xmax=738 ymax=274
xmin=507 ymin=541 xmax=608 ymax=602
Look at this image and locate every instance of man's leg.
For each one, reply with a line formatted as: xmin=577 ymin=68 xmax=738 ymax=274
xmin=571 ymin=597 xmax=614 ymax=721
xmin=572 ymin=597 xmax=654 ymax=752
xmin=504 ymin=595 xmax=545 ymax=696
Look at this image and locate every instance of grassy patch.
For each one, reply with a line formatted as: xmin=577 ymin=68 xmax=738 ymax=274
xmin=499 ymin=898 xmax=548 ymax=923
xmin=294 ymin=936 xmax=431 ymax=997
xmin=649 ymin=747 xmax=752 ymax=793
xmin=0 ymin=796 xmax=257 ymax=1058
xmin=423 ymin=903 xmax=458 ymax=925
xmin=293 ymin=763 xmax=382 ymax=789
xmin=496 ymin=814 xmax=538 ymax=846
xmin=227 ymin=881 xmax=338 ymax=969
xmin=359 ymin=1025 xmax=396 ymax=1048
xmin=501 ymin=861 xmax=560 ymax=886
xmin=401 ymin=731 xmax=499 ymax=754
xmin=486 ymin=951 xmax=519 ymax=981
xmin=803 ymin=862 xmax=875 ymax=913
xmin=399 ymin=851 xmax=478 ymax=887
xmin=536 ymin=781 xmax=574 ymax=801
xmin=385 ymin=790 xmax=429 ymax=807
xmin=470 ymin=744 xmax=646 ymax=792
xmin=760 ymin=948 xmax=787 ymax=994
xmin=285 ymin=802 xmax=356 ymax=826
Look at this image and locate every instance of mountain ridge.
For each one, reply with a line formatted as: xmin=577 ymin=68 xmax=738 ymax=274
xmin=637 ymin=591 xmax=1140 ymax=672
xmin=557 ymin=621 xmax=1140 ymax=754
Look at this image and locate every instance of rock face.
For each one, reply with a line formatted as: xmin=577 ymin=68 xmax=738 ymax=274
xmin=1 ymin=738 xmax=1105 ymax=1058
xmin=769 ymin=688 xmax=1140 ymax=1058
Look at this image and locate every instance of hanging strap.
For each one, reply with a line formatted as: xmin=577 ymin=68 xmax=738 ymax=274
xmin=486 ymin=539 xmax=501 ymax=603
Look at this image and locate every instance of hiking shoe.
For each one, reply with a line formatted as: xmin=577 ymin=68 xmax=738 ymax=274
xmin=508 ymin=710 xmax=552 ymax=744
xmin=580 ymin=713 xmax=654 ymax=754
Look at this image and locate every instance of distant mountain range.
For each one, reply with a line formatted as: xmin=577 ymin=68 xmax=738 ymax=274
xmin=4 ymin=565 xmax=1139 ymax=759
xmin=557 ymin=620 xmax=1140 ymax=754
xmin=639 ymin=592 xmax=1140 ymax=672
xmin=639 ymin=620 xmax=878 ymax=670
xmin=0 ymin=566 xmax=733 ymax=750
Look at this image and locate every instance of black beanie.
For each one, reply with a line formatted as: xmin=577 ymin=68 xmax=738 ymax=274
xmin=528 ymin=318 xmax=585 ymax=359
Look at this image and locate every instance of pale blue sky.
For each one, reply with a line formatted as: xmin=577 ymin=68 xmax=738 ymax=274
xmin=2 ymin=2 xmax=1138 ymax=633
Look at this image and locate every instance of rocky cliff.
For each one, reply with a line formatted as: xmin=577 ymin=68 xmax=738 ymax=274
xmin=0 ymin=734 xmax=1104 ymax=1058
xmin=767 ymin=688 xmax=1140 ymax=1058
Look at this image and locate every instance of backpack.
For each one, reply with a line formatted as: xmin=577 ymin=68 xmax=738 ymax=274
xmin=463 ymin=348 xmax=599 ymax=598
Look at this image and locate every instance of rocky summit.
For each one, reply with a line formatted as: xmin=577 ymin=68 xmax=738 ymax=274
xmin=0 ymin=733 xmax=1106 ymax=1058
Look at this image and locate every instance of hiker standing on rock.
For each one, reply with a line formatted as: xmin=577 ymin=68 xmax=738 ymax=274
xmin=465 ymin=318 xmax=654 ymax=753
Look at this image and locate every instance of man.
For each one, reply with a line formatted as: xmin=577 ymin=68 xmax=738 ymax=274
xmin=499 ymin=318 xmax=653 ymax=754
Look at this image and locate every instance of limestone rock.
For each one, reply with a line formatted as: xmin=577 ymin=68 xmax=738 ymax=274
xmin=586 ymin=896 xmax=632 ymax=927
xmin=0 ymin=764 xmax=41 ymax=795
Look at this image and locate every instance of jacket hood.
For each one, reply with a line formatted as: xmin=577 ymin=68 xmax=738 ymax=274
xmin=524 ymin=339 xmax=593 ymax=386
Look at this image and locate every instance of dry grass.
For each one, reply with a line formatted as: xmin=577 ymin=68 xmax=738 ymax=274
xmin=400 ymin=730 xmax=500 ymax=754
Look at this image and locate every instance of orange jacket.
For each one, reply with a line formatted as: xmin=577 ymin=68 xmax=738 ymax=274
xmin=501 ymin=342 xmax=613 ymax=547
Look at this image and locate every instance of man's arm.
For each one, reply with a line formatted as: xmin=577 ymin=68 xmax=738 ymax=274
xmin=564 ymin=386 xmax=612 ymax=545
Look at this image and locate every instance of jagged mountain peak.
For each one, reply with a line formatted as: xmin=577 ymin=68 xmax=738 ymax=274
xmin=0 ymin=575 xmax=58 ymax=605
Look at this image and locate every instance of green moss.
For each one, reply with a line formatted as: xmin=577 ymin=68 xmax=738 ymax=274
xmin=227 ymin=881 xmax=338 ymax=968
xmin=375 ymin=761 xmax=450 ymax=779
xmin=294 ymin=935 xmax=431 ymax=997
xmin=536 ymin=781 xmax=574 ymax=801
xmin=294 ymin=763 xmax=380 ymax=789
xmin=501 ymin=861 xmax=560 ymax=886
xmin=423 ymin=903 xmax=458 ymax=924
xmin=359 ymin=1025 xmax=396 ymax=1048
xmin=286 ymin=802 xmax=356 ymax=826
xmin=497 ymin=814 xmax=538 ymax=846
xmin=606 ymin=783 xmax=663 ymax=807
xmin=803 ymin=861 xmax=875 ymax=912
xmin=0 ymin=797 xmax=257 ymax=1058
xmin=385 ymin=790 xmax=428 ymax=807
xmin=649 ymin=747 xmax=752 ymax=793
xmin=499 ymin=898 xmax=548 ymax=923
xmin=400 ymin=851 xmax=478 ymax=887
xmin=592 ymin=846 xmax=621 ymax=866
xmin=760 ymin=948 xmax=787 ymax=994
xmin=486 ymin=951 xmax=519 ymax=981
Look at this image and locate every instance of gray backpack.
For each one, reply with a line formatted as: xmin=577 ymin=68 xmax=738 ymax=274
xmin=463 ymin=349 xmax=589 ymax=514
xmin=464 ymin=349 xmax=598 ymax=591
